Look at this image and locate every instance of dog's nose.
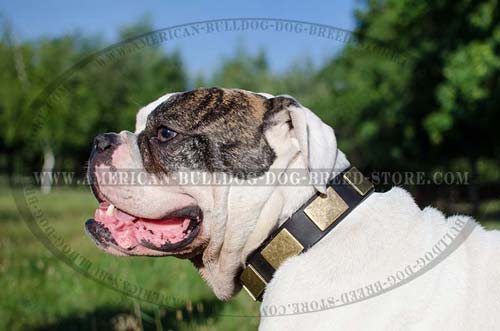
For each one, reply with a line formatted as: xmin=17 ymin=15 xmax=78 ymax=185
xmin=94 ymin=133 xmax=119 ymax=151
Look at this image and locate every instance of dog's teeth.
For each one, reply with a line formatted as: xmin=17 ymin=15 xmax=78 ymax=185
xmin=106 ymin=204 xmax=115 ymax=216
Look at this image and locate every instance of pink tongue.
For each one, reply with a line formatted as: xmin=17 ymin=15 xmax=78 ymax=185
xmin=94 ymin=204 xmax=192 ymax=249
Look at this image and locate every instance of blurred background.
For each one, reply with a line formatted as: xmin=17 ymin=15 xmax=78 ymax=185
xmin=1 ymin=1 xmax=499 ymax=330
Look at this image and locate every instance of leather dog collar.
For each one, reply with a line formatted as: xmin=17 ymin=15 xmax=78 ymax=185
xmin=240 ymin=166 xmax=375 ymax=301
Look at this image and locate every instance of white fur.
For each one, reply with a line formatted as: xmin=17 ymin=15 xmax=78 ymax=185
xmin=260 ymin=188 xmax=500 ymax=330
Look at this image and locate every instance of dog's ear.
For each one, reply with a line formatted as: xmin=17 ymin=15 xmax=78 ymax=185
xmin=135 ymin=93 xmax=177 ymax=133
xmin=264 ymin=95 xmax=339 ymax=193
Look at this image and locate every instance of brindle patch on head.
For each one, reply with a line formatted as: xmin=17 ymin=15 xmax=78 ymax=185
xmin=137 ymin=87 xmax=279 ymax=178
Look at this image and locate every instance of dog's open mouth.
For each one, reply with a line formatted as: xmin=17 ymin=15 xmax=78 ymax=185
xmin=85 ymin=198 xmax=202 ymax=254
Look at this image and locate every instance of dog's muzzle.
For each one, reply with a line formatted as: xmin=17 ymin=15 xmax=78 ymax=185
xmin=85 ymin=132 xmax=203 ymax=255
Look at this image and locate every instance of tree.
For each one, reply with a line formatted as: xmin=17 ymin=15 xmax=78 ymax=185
xmin=313 ymin=0 xmax=500 ymax=214
xmin=0 ymin=19 xmax=188 ymax=192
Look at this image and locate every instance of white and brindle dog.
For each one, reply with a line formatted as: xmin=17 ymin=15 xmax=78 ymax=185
xmin=86 ymin=87 xmax=500 ymax=330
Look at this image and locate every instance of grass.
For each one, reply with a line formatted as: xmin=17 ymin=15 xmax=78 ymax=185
xmin=0 ymin=186 xmax=498 ymax=330
xmin=0 ymin=187 xmax=260 ymax=331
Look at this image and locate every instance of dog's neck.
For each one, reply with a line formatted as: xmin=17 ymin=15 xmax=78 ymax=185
xmin=241 ymin=149 xmax=351 ymax=263
xmin=239 ymin=157 xmax=374 ymax=300
xmin=196 ymin=148 xmax=351 ymax=300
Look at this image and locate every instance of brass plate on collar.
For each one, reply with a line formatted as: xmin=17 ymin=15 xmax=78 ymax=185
xmin=240 ymin=264 xmax=267 ymax=301
xmin=304 ymin=187 xmax=348 ymax=231
xmin=343 ymin=167 xmax=374 ymax=196
xmin=261 ymin=228 xmax=304 ymax=270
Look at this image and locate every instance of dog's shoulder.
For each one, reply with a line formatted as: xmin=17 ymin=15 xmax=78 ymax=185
xmin=261 ymin=187 xmax=500 ymax=329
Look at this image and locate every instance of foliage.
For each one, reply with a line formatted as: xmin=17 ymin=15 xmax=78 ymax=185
xmin=310 ymin=0 xmax=500 ymax=171
xmin=0 ymin=2 xmax=499 ymax=181
xmin=0 ymin=20 xmax=187 ymax=174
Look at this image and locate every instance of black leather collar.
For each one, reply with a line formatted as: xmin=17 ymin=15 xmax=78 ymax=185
xmin=239 ymin=166 xmax=375 ymax=301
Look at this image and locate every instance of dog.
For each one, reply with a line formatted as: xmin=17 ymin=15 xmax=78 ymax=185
xmin=86 ymin=87 xmax=500 ymax=330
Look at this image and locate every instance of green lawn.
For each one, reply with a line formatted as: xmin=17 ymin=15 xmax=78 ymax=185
xmin=0 ymin=186 xmax=499 ymax=331
xmin=0 ymin=187 xmax=260 ymax=331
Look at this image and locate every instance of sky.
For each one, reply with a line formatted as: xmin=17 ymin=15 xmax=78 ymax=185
xmin=1 ymin=0 xmax=358 ymax=77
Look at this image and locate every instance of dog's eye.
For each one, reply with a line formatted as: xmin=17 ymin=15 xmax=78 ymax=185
xmin=157 ymin=126 xmax=177 ymax=142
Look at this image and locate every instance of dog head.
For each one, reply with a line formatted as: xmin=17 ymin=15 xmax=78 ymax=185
xmin=86 ymin=87 xmax=349 ymax=299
